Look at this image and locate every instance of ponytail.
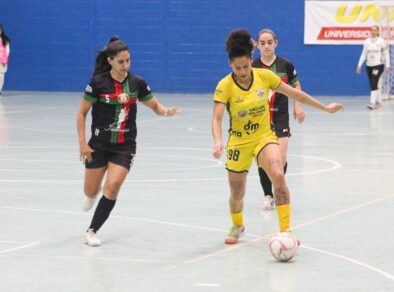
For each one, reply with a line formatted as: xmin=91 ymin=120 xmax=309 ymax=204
xmin=93 ymin=36 xmax=129 ymax=76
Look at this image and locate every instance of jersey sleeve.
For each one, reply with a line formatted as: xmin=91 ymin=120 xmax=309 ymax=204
xmin=357 ymin=40 xmax=367 ymax=68
xmin=287 ymin=62 xmax=299 ymax=86
xmin=213 ymin=79 xmax=229 ymax=104
xmin=266 ymin=69 xmax=281 ymax=90
xmin=137 ymin=78 xmax=153 ymax=102
xmin=83 ymin=78 xmax=100 ymax=104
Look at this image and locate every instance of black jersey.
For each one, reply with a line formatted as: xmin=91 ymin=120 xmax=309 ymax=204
xmin=83 ymin=71 xmax=153 ymax=144
xmin=252 ymin=56 xmax=298 ymax=126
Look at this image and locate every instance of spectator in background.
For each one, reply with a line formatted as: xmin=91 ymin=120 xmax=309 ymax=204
xmin=356 ymin=25 xmax=390 ymax=110
xmin=0 ymin=24 xmax=10 ymax=96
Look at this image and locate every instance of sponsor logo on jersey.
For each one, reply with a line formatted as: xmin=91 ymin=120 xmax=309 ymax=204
xmin=118 ymin=93 xmax=129 ymax=104
xmin=244 ymin=120 xmax=260 ymax=135
xmin=256 ymin=88 xmax=264 ymax=98
xmin=230 ymin=130 xmax=242 ymax=137
xmin=237 ymin=110 xmax=248 ymax=119
xmin=85 ymin=85 xmax=93 ymax=93
xmin=147 ymin=85 xmax=151 ymax=92
xmin=249 ymin=105 xmax=265 ymax=117
xmin=235 ymin=96 xmax=244 ymax=103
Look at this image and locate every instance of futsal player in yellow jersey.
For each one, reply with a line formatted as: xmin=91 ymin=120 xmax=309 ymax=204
xmin=212 ymin=29 xmax=344 ymax=244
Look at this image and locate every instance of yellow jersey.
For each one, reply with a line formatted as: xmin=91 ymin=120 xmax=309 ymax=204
xmin=214 ymin=68 xmax=281 ymax=143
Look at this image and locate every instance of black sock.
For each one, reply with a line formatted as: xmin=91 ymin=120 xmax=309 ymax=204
xmin=258 ymin=167 xmax=273 ymax=198
xmin=88 ymin=195 xmax=116 ymax=232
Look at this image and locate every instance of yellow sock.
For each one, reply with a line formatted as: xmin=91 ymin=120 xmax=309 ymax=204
xmin=276 ymin=204 xmax=291 ymax=232
xmin=230 ymin=211 xmax=244 ymax=227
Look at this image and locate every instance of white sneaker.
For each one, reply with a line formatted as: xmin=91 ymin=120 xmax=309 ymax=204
xmin=224 ymin=225 xmax=245 ymax=244
xmin=367 ymin=103 xmax=376 ymax=110
xmin=85 ymin=229 xmax=101 ymax=246
xmin=261 ymin=195 xmax=275 ymax=211
xmin=81 ymin=196 xmax=97 ymax=211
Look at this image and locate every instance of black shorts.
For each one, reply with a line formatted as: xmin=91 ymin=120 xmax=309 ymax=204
xmin=273 ymin=124 xmax=291 ymax=138
xmin=366 ymin=64 xmax=384 ymax=91
xmin=85 ymin=140 xmax=136 ymax=171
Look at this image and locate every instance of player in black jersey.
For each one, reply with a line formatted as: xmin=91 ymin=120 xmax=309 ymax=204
xmin=77 ymin=37 xmax=178 ymax=246
xmin=252 ymin=29 xmax=305 ymax=211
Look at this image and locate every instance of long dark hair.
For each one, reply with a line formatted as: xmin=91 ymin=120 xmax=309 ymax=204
xmin=226 ymin=29 xmax=254 ymax=60
xmin=0 ymin=24 xmax=10 ymax=47
xmin=93 ymin=36 xmax=129 ymax=76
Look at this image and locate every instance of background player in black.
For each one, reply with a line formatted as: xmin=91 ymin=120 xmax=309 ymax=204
xmin=252 ymin=29 xmax=305 ymax=210
xmin=77 ymin=37 xmax=178 ymax=246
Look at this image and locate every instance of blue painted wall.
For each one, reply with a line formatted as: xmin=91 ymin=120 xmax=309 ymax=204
xmin=0 ymin=0 xmax=369 ymax=95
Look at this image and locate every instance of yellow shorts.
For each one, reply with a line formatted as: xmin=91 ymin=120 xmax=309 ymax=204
xmin=226 ymin=132 xmax=278 ymax=172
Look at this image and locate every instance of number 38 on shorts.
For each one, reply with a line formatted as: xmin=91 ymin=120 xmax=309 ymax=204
xmin=225 ymin=133 xmax=278 ymax=172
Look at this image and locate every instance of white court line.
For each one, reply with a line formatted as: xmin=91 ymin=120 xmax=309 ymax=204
xmin=6 ymin=253 xmax=182 ymax=264
xmin=0 ymin=206 xmax=259 ymax=237
xmin=0 ymin=153 xmax=340 ymax=183
xmin=301 ymin=245 xmax=394 ymax=281
xmin=195 ymin=283 xmax=221 ymax=287
xmin=292 ymin=193 xmax=394 ymax=231
xmin=0 ymin=242 xmax=39 ymax=255
xmin=0 ymin=153 xmax=223 ymax=172
xmin=0 ymin=125 xmax=73 ymax=134
xmin=2 ymin=195 xmax=394 ymax=281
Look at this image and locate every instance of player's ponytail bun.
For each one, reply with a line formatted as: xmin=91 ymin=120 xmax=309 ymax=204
xmin=93 ymin=36 xmax=129 ymax=76
xmin=226 ymin=29 xmax=254 ymax=60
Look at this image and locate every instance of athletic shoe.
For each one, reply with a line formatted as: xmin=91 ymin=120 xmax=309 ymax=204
xmin=85 ymin=229 xmax=101 ymax=246
xmin=261 ymin=195 xmax=275 ymax=210
xmin=82 ymin=186 xmax=102 ymax=211
xmin=224 ymin=225 xmax=245 ymax=244
xmin=367 ymin=103 xmax=376 ymax=110
xmin=81 ymin=196 xmax=97 ymax=211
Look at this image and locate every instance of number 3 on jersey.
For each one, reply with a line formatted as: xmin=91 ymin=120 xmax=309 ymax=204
xmin=227 ymin=149 xmax=240 ymax=161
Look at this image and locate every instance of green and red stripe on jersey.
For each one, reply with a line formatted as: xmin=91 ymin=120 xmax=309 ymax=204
xmin=98 ymin=81 xmax=137 ymax=143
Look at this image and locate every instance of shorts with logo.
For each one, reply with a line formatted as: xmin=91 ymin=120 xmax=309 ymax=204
xmin=226 ymin=131 xmax=278 ymax=172
xmin=273 ymin=123 xmax=291 ymax=138
xmin=85 ymin=139 xmax=136 ymax=171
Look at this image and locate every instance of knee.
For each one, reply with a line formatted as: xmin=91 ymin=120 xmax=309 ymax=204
xmin=103 ymin=180 xmax=122 ymax=198
xmin=229 ymin=180 xmax=245 ymax=199
xmin=269 ymin=168 xmax=285 ymax=184
xmin=84 ymin=185 xmax=101 ymax=198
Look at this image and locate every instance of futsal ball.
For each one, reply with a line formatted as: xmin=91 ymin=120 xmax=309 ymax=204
xmin=268 ymin=232 xmax=299 ymax=262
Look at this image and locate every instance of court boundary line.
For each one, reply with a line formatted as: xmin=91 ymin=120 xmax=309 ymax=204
xmin=1 ymin=193 xmax=394 ymax=282
xmin=0 ymin=241 xmax=39 ymax=255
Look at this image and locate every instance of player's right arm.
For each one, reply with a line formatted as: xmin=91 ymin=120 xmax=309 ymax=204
xmin=212 ymin=101 xmax=225 ymax=159
xmin=76 ymin=99 xmax=94 ymax=163
xmin=357 ymin=41 xmax=367 ymax=74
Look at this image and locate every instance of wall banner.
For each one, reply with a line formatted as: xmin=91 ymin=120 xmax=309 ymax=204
xmin=304 ymin=1 xmax=394 ymax=44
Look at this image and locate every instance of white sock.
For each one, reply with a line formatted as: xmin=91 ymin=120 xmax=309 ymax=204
xmin=0 ymin=74 xmax=4 ymax=92
xmin=377 ymin=90 xmax=382 ymax=103
xmin=370 ymin=90 xmax=378 ymax=104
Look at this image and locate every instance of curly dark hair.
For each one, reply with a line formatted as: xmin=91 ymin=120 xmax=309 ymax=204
xmin=226 ymin=29 xmax=254 ymax=60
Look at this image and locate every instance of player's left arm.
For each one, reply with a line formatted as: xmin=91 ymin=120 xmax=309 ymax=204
xmin=383 ymin=42 xmax=390 ymax=72
xmin=292 ymin=80 xmax=305 ymax=123
xmin=142 ymin=96 xmax=179 ymax=116
xmin=276 ymin=82 xmax=343 ymax=113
